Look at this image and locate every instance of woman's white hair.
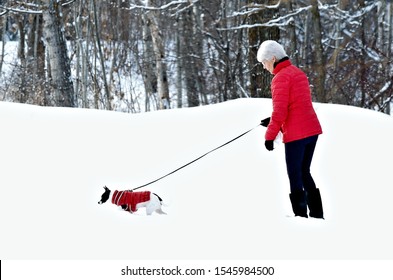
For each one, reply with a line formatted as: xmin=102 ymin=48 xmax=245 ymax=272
xmin=257 ymin=40 xmax=288 ymax=62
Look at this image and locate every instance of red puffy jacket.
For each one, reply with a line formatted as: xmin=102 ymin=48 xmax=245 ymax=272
xmin=265 ymin=59 xmax=322 ymax=143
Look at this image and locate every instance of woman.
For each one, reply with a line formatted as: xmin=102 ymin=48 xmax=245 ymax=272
xmin=257 ymin=40 xmax=324 ymax=219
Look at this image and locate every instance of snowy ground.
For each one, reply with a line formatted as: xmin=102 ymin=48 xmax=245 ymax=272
xmin=0 ymin=98 xmax=392 ymax=260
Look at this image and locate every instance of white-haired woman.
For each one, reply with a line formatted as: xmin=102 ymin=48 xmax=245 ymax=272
xmin=258 ymin=40 xmax=324 ymax=219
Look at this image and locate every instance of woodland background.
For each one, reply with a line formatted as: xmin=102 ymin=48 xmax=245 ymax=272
xmin=0 ymin=0 xmax=392 ymax=114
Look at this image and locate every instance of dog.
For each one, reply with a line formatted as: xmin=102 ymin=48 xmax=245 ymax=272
xmin=98 ymin=186 xmax=166 ymax=215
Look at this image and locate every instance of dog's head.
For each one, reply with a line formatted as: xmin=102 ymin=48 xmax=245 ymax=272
xmin=98 ymin=186 xmax=111 ymax=204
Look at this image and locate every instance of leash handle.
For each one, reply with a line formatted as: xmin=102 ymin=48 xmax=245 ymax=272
xmin=132 ymin=124 xmax=261 ymax=191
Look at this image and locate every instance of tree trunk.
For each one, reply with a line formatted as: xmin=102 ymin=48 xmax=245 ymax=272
xmin=248 ymin=0 xmax=280 ymax=98
xmin=387 ymin=1 xmax=393 ymax=114
xmin=328 ymin=0 xmax=350 ymax=103
xmin=145 ymin=0 xmax=170 ymax=109
xmin=42 ymin=0 xmax=75 ymax=107
xmin=92 ymin=0 xmax=112 ymax=110
xmin=27 ymin=14 xmax=46 ymax=105
xmin=192 ymin=3 xmax=205 ymax=105
xmin=310 ymin=0 xmax=327 ymax=103
xmin=182 ymin=7 xmax=200 ymax=107
xmin=17 ymin=17 xmax=27 ymax=103
xmin=285 ymin=0 xmax=299 ymax=65
xmin=81 ymin=0 xmax=92 ymax=108
xmin=175 ymin=14 xmax=183 ymax=108
xmin=141 ymin=13 xmax=156 ymax=111
xmin=0 ymin=16 xmax=5 ymax=78
xmin=359 ymin=0 xmax=367 ymax=108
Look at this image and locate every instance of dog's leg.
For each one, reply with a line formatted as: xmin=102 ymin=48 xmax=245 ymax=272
xmin=153 ymin=193 xmax=167 ymax=214
xmin=149 ymin=194 xmax=167 ymax=215
xmin=145 ymin=198 xmax=162 ymax=215
xmin=155 ymin=208 xmax=167 ymax=215
xmin=146 ymin=208 xmax=154 ymax=215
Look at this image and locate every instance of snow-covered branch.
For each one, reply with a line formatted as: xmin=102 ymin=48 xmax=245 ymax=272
xmin=62 ymin=0 xmax=78 ymax=7
xmin=0 ymin=7 xmax=9 ymax=16
xmin=219 ymin=5 xmax=312 ymax=31
xmin=126 ymin=0 xmax=197 ymax=12
xmin=233 ymin=0 xmax=281 ymax=17
xmin=0 ymin=4 xmax=42 ymax=15
xmin=319 ymin=1 xmax=379 ymax=26
xmin=0 ymin=0 xmax=77 ymax=16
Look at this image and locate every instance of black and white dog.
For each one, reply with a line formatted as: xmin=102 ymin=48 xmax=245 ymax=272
xmin=98 ymin=186 xmax=166 ymax=215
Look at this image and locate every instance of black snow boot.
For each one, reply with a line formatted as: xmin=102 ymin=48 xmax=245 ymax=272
xmin=306 ymin=188 xmax=324 ymax=219
xmin=289 ymin=190 xmax=308 ymax=218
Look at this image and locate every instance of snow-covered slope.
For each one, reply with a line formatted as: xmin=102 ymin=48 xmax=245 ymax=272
xmin=0 ymin=99 xmax=392 ymax=260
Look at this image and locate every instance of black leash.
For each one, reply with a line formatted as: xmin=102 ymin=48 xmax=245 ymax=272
xmin=132 ymin=124 xmax=261 ymax=191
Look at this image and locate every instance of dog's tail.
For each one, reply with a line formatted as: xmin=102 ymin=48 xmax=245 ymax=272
xmin=153 ymin=193 xmax=169 ymax=206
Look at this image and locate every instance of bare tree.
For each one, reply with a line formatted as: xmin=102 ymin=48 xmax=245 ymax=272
xmin=309 ymin=0 xmax=327 ymax=103
xmin=42 ymin=0 xmax=75 ymax=107
xmin=0 ymin=11 xmax=6 ymax=76
xmin=73 ymin=0 xmax=89 ymax=108
xmin=27 ymin=13 xmax=46 ymax=105
xmin=284 ymin=0 xmax=299 ymax=65
xmin=181 ymin=7 xmax=200 ymax=107
xmin=247 ymin=0 xmax=280 ymax=98
xmin=91 ymin=0 xmax=111 ymax=110
xmin=175 ymin=13 xmax=183 ymax=108
xmin=143 ymin=0 xmax=170 ymax=110
xmin=141 ymin=12 xmax=157 ymax=111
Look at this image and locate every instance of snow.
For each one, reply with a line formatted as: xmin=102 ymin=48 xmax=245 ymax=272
xmin=0 ymin=98 xmax=392 ymax=261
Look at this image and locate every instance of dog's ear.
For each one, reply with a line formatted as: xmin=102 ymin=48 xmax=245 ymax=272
xmin=104 ymin=186 xmax=108 ymax=190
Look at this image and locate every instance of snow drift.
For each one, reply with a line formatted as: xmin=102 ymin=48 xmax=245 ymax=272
xmin=0 ymin=99 xmax=392 ymax=260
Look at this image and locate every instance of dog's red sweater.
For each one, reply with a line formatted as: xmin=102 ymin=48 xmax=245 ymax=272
xmin=112 ymin=190 xmax=151 ymax=212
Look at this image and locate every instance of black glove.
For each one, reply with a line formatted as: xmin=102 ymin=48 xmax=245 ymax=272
xmin=260 ymin=117 xmax=271 ymax=127
xmin=265 ymin=140 xmax=274 ymax=151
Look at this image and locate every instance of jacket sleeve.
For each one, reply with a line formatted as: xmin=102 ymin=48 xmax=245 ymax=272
xmin=265 ymin=74 xmax=290 ymax=141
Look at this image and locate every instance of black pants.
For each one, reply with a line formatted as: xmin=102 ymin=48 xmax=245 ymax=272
xmin=285 ymin=135 xmax=318 ymax=193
